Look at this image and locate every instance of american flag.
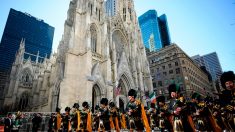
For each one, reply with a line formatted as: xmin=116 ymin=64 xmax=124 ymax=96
xmin=115 ymin=86 xmax=121 ymax=96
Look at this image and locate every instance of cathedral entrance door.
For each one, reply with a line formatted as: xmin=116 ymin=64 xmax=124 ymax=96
xmin=92 ymin=84 xmax=101 ymax=113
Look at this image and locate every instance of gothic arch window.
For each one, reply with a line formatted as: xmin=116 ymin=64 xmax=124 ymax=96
xmin=25 ymin=74 xmax=29 ymax=82
xmin=20 ymin=68 xmax=33 ymax=87
xmin=90 ymin=25 xmax=97 ymax=53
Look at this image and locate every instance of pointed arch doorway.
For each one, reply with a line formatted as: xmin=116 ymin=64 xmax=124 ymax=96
xmin=92 ymin=84 xmax=101 ymax=113
xmin=115 ymin=74 xmax=131 ymax=111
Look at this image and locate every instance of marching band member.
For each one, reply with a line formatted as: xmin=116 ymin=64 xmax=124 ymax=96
xmin=126 ymin=89 xmax=151 ymax=132
xmin=187 ymin=92 xmax=211 ymax=131
xmin=109 ymin=102 xmax=120 ymax=132
xmin=78 ymin=101 xmax=92 ymax=132
xmin=98 ymin=98 xmax=111 ymax=132
xmin=156 ymin=95 xmax=172 ymax=131
xmin=220 ymin=71 xmax=235 ymax=130
xmin=147 ymin=103 xmax=157 ymax=130
xmin=62 ymin=107 xmax=71 ymax=132
xmin=54 ymin=107 xmax=62 ymax=132
xmin=71 ymin=103 xmax=80 ymax=131
xmin=167 ymin=84 xmax=185 ymax=132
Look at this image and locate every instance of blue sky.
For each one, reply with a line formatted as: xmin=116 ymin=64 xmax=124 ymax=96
xmin=0 ymin=0 xmax=235 ymax=72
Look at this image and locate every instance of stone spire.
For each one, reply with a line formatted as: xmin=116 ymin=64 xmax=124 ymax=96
xmin=14 ymin=38 xmax=25 ymax=64
xmin=36 ymin=51 xmax=39 ymax=64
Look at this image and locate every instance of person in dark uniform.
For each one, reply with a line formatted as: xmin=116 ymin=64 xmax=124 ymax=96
xmin=155 ymin=95 xmax=172 ymax=131
xmin=126 ymin=89 xmax=150 ymax=132
xmin=167 ymin=84 xmax=186 ymax=131
xmin=71 ymin=103 xmax=80 ymax=131
xmin=219 ymin=71 xmax=235 ymax=130
xmin=92 ymin=104 xmax=100 ymax=131
xmin=54 ymin=107 xmax=62 ymax=132
xmin=32 ymin=113 xmax=42 ymax=132
xmin=187 ymin=92 xmax=212 ymax=131
xmin=48 ymin=114 xmax=55 ymax=132
xmin=97 ymin=98 xmax=110 ymax=132
xmin=4 ymin=113 xmax=12 ymax=132
xmin=78 ymin=101 xmax=92 ymax=132
xmin=109 ymin=101 xmax=120 ymax=131
xmin=147 ymin=102 xmax=157 ymax=130
xmin=62 ymin=107 xmax=71 ymax=132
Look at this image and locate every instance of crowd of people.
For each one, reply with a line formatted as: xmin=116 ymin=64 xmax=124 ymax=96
xmin=2 ymin=71 xmax=235 ymax=132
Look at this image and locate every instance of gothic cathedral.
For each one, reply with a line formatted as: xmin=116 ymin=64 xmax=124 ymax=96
xmin=3 ymin=0 xmax=153 ymax=112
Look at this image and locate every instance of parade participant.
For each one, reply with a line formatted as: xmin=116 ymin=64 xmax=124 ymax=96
xmin=155 ymin=95 xmax=172 ymax=131
xmin=167 ymin=84 xmax=185 ymax=132
xmin=147 ymin=102 xmax=157 ymax=130
xmin=48 ymin=113 xmax=54 ymax=132
xmin=119 ymin=111 xmax=127 ymax=130
xmin=220 ymin=71 xmax=235 ymax=129
xmin=187 ymin=92 xmax=212 ymax=131
xmin=32 ymin=113 xmax=42 ymax=132
xmin=78 ymin=101 xmax=92 ymax=132
xmin=97 ymin=98 xmax=110 ymax=132
xmin=62 ymin=107 xmax=71 ymax=132
xmin=109 ymin=101 xmax=120 ymax=132
xmin=54 ymin=107 xmax=62 ymax=132
xmin=4 ymin=113 xmax=12 ymax=132
xmin=126 ymin=89 xmax=150 ymax=132
xmin=92 ymin=104 xmax=100 ymax=131
xmin=12 ymin=111 xmax=22 ymax=132
xmin=71 ymin=103 xmax=80 ymax=131
xmin=211 ymin=99 xmax=229 ymax=131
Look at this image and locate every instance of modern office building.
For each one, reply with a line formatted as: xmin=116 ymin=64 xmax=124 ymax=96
xmin=138 ymin=10 xmax=171 ymax=52
xmin=192 ymin=52 xmax=223 ymax=93
xmin=105 ymin=0 xmax=117 ymax=16
xmin=147 ymin=44 xmax=215 ymax=99
xmin=0 ymin=8 xmax=54 ymax=107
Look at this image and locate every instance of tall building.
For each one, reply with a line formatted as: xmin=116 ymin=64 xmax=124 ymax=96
xmin=0 ymin=8 xmax=54 ymax=108
xmin=147 ymin=44 xmax=215 ymax=99
xmin=192 ymin=52 xmax=223 ymax=92
xmin=3 ymin=0 xmax=153 ymax=112
xmin=105 ymin=0 xmax=117 ymax=16
xmin=138 ymin=10 xmax=171 ymax=52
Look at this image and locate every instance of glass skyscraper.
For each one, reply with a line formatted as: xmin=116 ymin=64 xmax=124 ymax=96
xmin=0 ymin=8 xmax=54 ymax=103
xmin=105 ymin=0 xmax=117 ymax=16
xmin=192 ymin=52 xmax=223 ymax=92
xmin=192 ymin=52 xmax=223 ymax=82
xmin=138 ymin=10 xmax=171 ymax=51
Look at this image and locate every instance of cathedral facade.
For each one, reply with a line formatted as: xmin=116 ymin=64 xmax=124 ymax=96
xmin=3 ymin=0 xmax=153 ymax=112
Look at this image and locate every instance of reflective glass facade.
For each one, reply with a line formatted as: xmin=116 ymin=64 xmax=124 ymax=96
xmin=138 ymin=10 xmax=171 ymax=51
xmin=0 ymin=8 xmax=54 ymax=97
xmin=192 ymin=52 xmax=223 ymax=81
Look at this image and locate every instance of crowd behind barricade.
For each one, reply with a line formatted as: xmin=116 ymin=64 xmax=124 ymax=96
xmin=1 ymin=71 xmax=235 ymax=132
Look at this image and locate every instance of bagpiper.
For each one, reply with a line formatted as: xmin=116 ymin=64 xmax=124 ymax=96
xmin=54 ymin=107 xmax=62 ymax=132
xmin=109 ymin=102 xmax=120 ymax=132
xmin=167 ymin=84 xmax=186 ymax=132
xmin=147 ymin=103 xmax=157 ymax=130
xmin=97 ymin=98 xmax=111 ymax=131
xmin=156 ymin=95 xmax=172 ymax=131
xmin=71 ymin=103 xmax=80 ymax=131
xmin=62 ymin=107 xmax=72 ymax=132
xmin=92 ymin=104 xmax=100 ymax=131
xmin=219 ymin=71 xmax=235 ymax=130
xmin=78 ymin=101 xmax=92 ymax=132
xmin=126 ymin=89 xmax=151 ymax=132
xmin=187 ymin=92 xmax=212 ymax=131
